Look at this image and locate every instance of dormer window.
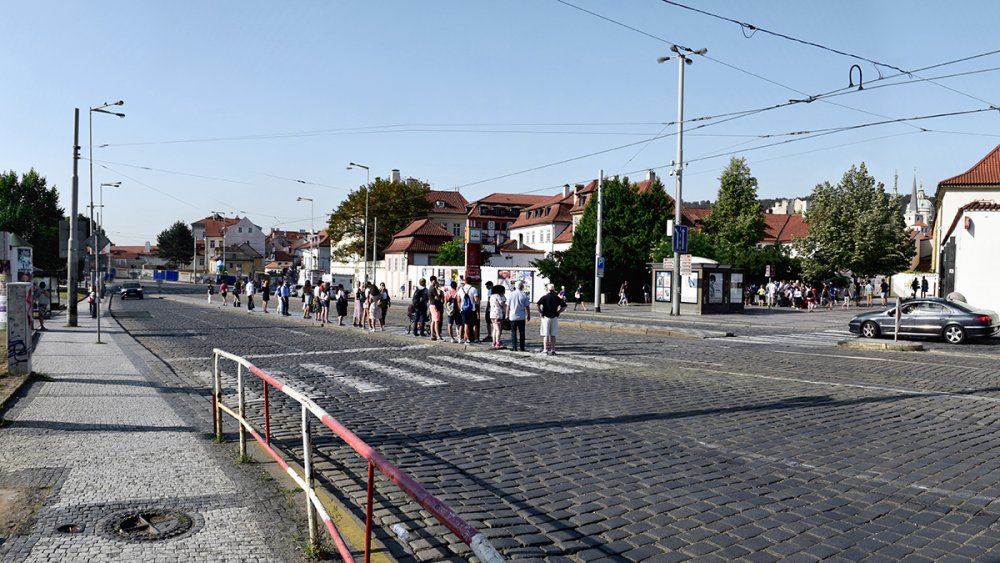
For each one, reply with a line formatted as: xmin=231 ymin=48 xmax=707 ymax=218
xmin=435 ymin=200 xmax=446 ymax=209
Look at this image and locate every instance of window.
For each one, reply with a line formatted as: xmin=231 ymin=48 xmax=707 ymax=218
xmin=452 ymin=224 xmax=461 ymax=237
xmin=531 ymin=232 xmax=536 ymax=244
xmin=488 ymin=221 xmax=495 ymax=231
xmin=248 ymin=227 xmax=253 ymax=233
xmin=238 ymin=227 xmax=243 ymax=233
xmin=210 ymin=240 xmax=216 ymax=248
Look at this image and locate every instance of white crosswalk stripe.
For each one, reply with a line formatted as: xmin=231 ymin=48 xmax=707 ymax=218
xmin=532 ymin=353 xmax=631 ymax=370
xmin=351 ymin=360 xmax=447 ymax=387
xmin=465 ymin=351 xmax=580 ymax=374
xmin=727 ymin=330 xmax=852 ymax=348
xmin=431 ymin=355 xmax=539 ymax=378
xmin=391 ymin=357 xmax=494 ymax=382
xmin=300 ymin=363 xmax=387 ymax=393
xmin=569 ymin=353 xmax=649 ymax=368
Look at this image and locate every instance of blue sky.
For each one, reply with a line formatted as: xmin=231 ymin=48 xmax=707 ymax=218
xmin=4 ymin=1 xmax=1000 ymax=245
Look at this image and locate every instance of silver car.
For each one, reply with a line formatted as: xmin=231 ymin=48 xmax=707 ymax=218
xmin=848 ymin=297 xmax=1000 ymax=344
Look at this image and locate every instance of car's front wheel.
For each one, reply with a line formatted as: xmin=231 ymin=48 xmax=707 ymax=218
xmin=861 ymin=321 xmax=880 ymax=339
xmin=943 ymin=324 xmax=966 ymax=345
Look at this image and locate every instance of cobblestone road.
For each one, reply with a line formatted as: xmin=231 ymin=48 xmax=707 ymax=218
xmin=112 ymin=285 xmax=1000 ymax=561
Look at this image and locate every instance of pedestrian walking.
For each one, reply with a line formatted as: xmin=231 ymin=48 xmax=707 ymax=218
xmin=378 ymin=282 xmax=390 ymax=331
xmin=910 ymin=277 xmax=919 ymax=298
xmin=366 ymin=284 xmax=380 ymax=332
xmin=220 ymin=280 xmax=229 ymax=306
xmin=483 ymin=281 xmax=494 ymax=335
xmin=302 ymin=280 xmax=313 ymax=319
xmin=508 ymin=280 xmax=531 ymax=351
xmin=457 ymin=279 xmax=479 ymax=344
xmin=920 ymin=276 xmax=929 ymax=298
xmin=280 ymin=280 xmax=291 ymax=316
xmin=558 ymin=285 xmax=568 ymax=305
xmin=233 ymin=279 xmax=242 ymax=307
xmin=429 ymin=280 xmax=443 ymax=340
xmin=88 ymin=285 xmax=97 ymax=318
xmin=207 ymin=282 xmax=214 ymax=304
xmin=33 ymin=282 xmax=50 ymax=331
xmin=537 ymin=284 xmax=566 ymax=355
xmin=353 ymin=284 xmax=364 ymax=327
xmin=489 ymin=284 xmax=507 ymax=348
xmin=335 ymin=284 xmax=347 ymax=325
xmin=245 ymin=278 xmax=256 ymax=311
xmin=618 ymin=281 xmax=629 ymax=306
xmin=880 ymin=279 xmax=889 ymax=306
xmin=411 ymin=279 xmax=429 ymax=337
xmin=573 ymin=284 xmax=587 ymax=311
xmin=260 ymin=279 xmax=270 ymax=313
xmin=642 ymin=283 xmax=650 ymax=304
xmin=445 ymin=281 xmax=461 ymax=342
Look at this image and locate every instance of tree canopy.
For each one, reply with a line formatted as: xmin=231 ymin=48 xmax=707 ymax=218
xmin=156 ymin=221 xmax=194 ymax=266
xmin=328 ymin=177 xmax=432 ymax=262
xmin=534 ymin=176 xmax=672 ymax=299
xmin=435 ymin=239 xmax=464 ymax=266
xmin=794 ymin=163 xmax=913 ymax=279
xmin=702 ymin=157 xmax=765 ymax=250
xmin=0 ymin=169 xmax=64 ymax=271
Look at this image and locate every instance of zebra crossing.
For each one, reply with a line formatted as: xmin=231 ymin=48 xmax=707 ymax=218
xmin=726 ymin=329 xmax=853 ymax=348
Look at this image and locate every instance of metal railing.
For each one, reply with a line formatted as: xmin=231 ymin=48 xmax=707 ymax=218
xmin=212 ymin=348 xmax=504 ymax=562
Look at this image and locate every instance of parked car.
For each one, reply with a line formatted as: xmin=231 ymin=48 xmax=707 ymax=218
xmin=120 ymin=281 xmax=144 ymax=300
xmin=848 ymin=297 xmax=1000 ymax=344
xmin=289 ymin=284 xmax=304 ymax=297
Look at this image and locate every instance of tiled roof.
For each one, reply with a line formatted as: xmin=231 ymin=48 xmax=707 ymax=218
xmin=510 ymin=196 xmax=573 ymax=229
xmin=384 ymin=238 xmax=447 ymax=254
xmin=940 ymin=199 xmax=1000 ymax=244
xmin=498 ymin=239 xmax=545 ymax=254
xmin=472 ymin=193 xmax=552 ymax=206
xmin=109 ymin=246 xmax=158 ymax=260
xmin=552 ymin=227 xmax=574 ymax=244
xmin=762 ymin=214 xmax=809 ymax=245
xmin=939 ymin=144 xmax=1000 ymax=186
xmin=193 ymin=215 xmax=240 ymax=238
xmin=427 ymin=190 xmax=469 ymax=215
xmin=682 ymin=208 xmax=713 ymax=229
xmin=392 ymin=218 xmax=453 ymax=238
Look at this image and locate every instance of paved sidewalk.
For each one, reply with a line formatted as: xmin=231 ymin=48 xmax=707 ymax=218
xmin=0 ymin=308 xmax=306 ymax=562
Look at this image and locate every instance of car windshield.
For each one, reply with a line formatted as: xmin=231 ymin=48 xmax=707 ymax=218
xmin=123 ymin=282 xmax=141 ymax=289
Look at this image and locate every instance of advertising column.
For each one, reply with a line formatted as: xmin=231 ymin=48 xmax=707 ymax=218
xmin=464 ymin=226 xmax=482 ymax=285
xmin=6 ymin=283 xmax=32 ymax=374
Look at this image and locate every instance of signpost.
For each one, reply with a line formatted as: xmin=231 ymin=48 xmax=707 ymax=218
xmin=680 ymin=254 xmax=692 ymax=276
xmin=672 ymin=225 xmax=688 ymax=253
xmin=596 ymin=256 xmax=605 ymax=278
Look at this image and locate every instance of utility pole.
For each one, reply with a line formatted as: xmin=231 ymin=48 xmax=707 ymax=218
xmin=593 ymin=170 xmax=604 ymax=313
xmin=659 ymin=45 xmax=706 ymax=316
xmin=67 ymin=109 xmax=80 ymax=326
xmin=372 ymin=216 xmax=377 ymax=285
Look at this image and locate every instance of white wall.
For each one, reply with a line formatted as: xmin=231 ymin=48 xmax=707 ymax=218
xmin=934 ymin=188 xmax=998 ymax=270
xmin=952 ymin=209 xmax=999 ymax=312
xmin=225 ymin=217 xmax=266 ymax=256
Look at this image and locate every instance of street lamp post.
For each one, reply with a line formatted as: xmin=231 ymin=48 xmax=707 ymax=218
xmin=296 ymin=196 xmax=314 ymax=270
xmin=347 ymin=163 xmax=370 ymax=283
xmin=89 ymin=100 xmax=124 ymax=344
xmin=100 ymin=182 xmax=121 ymax=284
xmin=68 ymin=109 xmax=81 ymax=326
xmin=658 ymin=46 xmax=706 ymax=316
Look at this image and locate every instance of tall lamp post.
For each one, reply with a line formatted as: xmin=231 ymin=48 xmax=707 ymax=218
xmin=296 ymin=196 xmax=314 ymax=270
xmin=347 ymin=162 xmax=370 ymax=283
xmin=658 ymin=46 xmax=706 ymax=316
xmin=99 ymin=181 xmax=121 ymax=284
xmin=89 ymin=100 xmax=124 ymax=344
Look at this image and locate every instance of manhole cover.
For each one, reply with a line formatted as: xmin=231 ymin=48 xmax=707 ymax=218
xmin=56 ymin=523 xmax=84 ymax=533
xmin=107 ymin=510 xmax=194 ymax=542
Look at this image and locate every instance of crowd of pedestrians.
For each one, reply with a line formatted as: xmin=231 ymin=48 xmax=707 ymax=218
xmin=745 ymin=277 xmax=912 ymax=311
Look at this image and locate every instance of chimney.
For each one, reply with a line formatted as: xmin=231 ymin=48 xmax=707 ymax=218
xmin=646 ymin=170 xmax=656 ymax=183
xmin=562 ymin=184 xmax=570 ymax=198
xmin=144 ymin=241 xmax=151 ymax=253
xmin=390 ymin=169 xmax=401 ymax=183
xmin=574 ymin=183 xmax=584 ymax=194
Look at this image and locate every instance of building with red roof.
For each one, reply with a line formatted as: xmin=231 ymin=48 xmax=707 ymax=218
xmin=383 ymin=219 xmax=456 ymax=297
xmin=934 ymin=145 xmax=1000 ymax=309
xmin=466 ymin=193 xmax=550 ymax=252
xmin=426 ymin=190 xmax=469 ymax=240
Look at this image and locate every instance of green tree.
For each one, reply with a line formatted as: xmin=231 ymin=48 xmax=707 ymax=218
xmin=702 ymin=157 xmax=765 ymax=249
xmin=0 ymin=169 xmax=64 ymax=271
xmin=156 ymin=221 xmax=194 ymax=266
xmin=534 ymin=176 xmax=672 ymax=300
xmin=328 ymin=177 xmax=432 ymax=262
xmin=794 ymin=163 xmax=913 ymax=280
xmin=435 ymin=239 xmax=464 ymax=266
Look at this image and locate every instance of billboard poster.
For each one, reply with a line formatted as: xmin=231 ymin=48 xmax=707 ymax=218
xmin=16 ymin=248 xmax=32 ymax=282
xmin=655 ymin=271 xmax=671 ymax=302
xmin=707 ymin=272 xmax=724 ymax=304
xmin=730 ymin=273 xmax=744 ymax=303
xmin=681 ymin=272 xmax=699 ymax=304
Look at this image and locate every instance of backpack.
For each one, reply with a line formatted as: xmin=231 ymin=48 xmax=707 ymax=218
xmin=445 ymin=291 xmax=456 ymax=316
xmin=460 ymin=290 xmax=473 ymax=312
xmin=412 ymin=288 xmax=427 ymax=308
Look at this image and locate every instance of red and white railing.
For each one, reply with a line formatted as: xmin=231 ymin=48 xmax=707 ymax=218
xmin=212 ymin=348 xmax=504 ymax=562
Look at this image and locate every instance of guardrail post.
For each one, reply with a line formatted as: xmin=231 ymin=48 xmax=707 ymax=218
xmin=264 ymin=383 xmax=271 ymax=446
xmin=302 ymin=405 xmax=318 ymax=552
xmin=366 ymin=460 xmax=374 ymax=563
xmin=213 ymin=352 xmax=222 ymax=441
xmin=237 ymin=363 xmax=246 ymax=458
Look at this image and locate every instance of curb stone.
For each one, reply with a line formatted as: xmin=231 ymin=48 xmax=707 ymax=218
xmin=837 ymin=339 xmax=924 ymax=352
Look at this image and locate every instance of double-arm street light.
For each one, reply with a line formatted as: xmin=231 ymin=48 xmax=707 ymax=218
xmin=90 ymin=100 xmax=124 ymax=344
xmin=347 ymin=162 xmax=370 ymax=283
xmin=658 ymin=46 xmax=706 ymax=316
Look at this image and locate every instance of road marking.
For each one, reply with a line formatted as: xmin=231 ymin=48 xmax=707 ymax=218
xmin=465 ymin=351 xmax=579 ymax=374
xmin=431 ymin=355 xmax=538 ymax=378
xmin=276 ymin=327 xmax=311 ymax=337
xmin=351 ymin=360 xmax=447 ymax=387
xmin=571 ymin=353 xmax=649 ymax=367
xmin=391 ymin=358 xmax=493 ymax=382
xmin=300 ymin=363 xmax=386 ymax=393
xmin=163 ymin=345 xmax=431 ymax=363
xmin=532 ymin=354 xmax=630 ymax=370
xmin=185 ymin=329 xmax=208 ymax=341
xmin=682 ymin=365 xmax=1000 ymax=404
xmin=772 ymin=349 xmax=997 ymax=371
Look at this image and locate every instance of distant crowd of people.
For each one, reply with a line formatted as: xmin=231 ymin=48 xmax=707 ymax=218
xmin=745 ymin=276 xmax=931 ymax=311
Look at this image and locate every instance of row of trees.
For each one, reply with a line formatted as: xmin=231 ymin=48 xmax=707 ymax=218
xmin=534 ymin=157 xmax=914 ymax=300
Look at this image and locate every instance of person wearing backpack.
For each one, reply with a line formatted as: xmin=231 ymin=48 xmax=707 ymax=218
xmin=458 ymin=278 xmax=479 ymax=344
xmin=411 ymin=278 xmax=428 ymax=337
xmin=445 ymin=280 xmax=460 ymax=343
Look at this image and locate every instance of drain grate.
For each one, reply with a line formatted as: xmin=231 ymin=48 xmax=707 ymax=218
xmin=106 ymin=510 xmax=194 ymax=542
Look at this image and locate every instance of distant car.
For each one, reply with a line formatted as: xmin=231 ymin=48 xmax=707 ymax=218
xmin=849 ymin=297 xmax=1000 ymax=344
xmin=120 ymin=281 xmax=144 ymax=300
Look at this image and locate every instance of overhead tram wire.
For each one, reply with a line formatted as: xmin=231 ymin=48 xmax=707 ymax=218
xmin=656 ymin=0 xmax=999 ymax=106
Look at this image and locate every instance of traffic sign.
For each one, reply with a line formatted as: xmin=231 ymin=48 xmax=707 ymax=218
xmin=680 ymin=254 xmax=692 ymax=275
xmin=662 ymin=258 xmax=674 ymax=269
xmin=673 ymin=225 xmax=688 ymax=253
xmin=596 ymin=256 xmax=605 ymax=278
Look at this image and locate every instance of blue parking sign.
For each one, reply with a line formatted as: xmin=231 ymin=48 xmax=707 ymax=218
xmin=673 ymin=225 xmax=688 ymax=253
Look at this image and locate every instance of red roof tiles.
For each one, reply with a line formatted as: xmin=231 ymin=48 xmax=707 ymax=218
xmin=762 ymin=214 xmax=809 ymax=245
xmin=427 ymin=190 xmax=469 ymax=215
xmin=939 ymin=144 xmax=1000 ymax=186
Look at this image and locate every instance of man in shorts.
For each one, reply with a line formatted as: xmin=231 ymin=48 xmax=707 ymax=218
xmin=458 ymin=279 xmax=479 ymax=344
xmin=537 ymin=284 xmax=566 ymax=355
xmin=446 ymin=281 xmax=462 ymax=343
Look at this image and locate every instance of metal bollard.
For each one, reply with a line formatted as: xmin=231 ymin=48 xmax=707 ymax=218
xmin=366 ymin=461 xmax=375 ymax=562
xmin=237 ymin=363 xmax=246 ymax=458
xmin=213 ymin=353 xmax=222 ymax=441
xmin=302 ymin=405 xmax=318 ymax=552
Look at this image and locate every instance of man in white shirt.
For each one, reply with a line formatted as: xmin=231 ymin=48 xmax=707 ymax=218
xmin=507 ymin=280 xmax=531 ymax=351
xmin=245 ymin=279 xmax=256 ymax=311
xmin=457 ymin=279 xmax=479 ymax=344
